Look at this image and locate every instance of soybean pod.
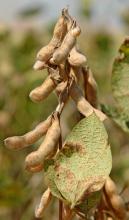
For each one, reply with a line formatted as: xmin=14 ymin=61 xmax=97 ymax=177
xmin=68 ymin=46 xmax=86 ymax=67
xmin=4 ymin=116 xmax=52 ymax=150
xmin=37 ymin=9 xmax=67 ymax=62
xmin=35 ymin=188 xmax=52 ymax=218
xmin=33 ymin=60 xmax=47 ymax=70
xmin=82 ymin=66 xmax=98 ymax=108
xmin=50 ymin=22 xmax=81 ymax=65
xmin=70 ymin=79 xmax=106 ymax=121
xmin=29 ymin=75 xmax=56 ymax=103
xmin=104 ymin=177 xmax=127 ymax=220
xmin=25 ymin=116 xmax=60 ymax=171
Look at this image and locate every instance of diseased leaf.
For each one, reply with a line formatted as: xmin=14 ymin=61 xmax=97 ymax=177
xmin=45 ymin=113 xmax=112 ymax=208
xmin=44 ymin=159 xmax=63 ymax=201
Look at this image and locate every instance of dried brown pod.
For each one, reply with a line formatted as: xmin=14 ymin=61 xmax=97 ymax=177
xmin=68 ymin=46 xmax=86 ymax=67
xmin=37 ymin=9 xmax=67 ymax=62
xmin=33 ymin=60 xmax=47 ymax=70
xmin=104 ymin=177 xmax=127 ymax=220
xmin=63 ymin=205 xmax=74 ymax=220
xmin=29 ymin=75 xmax=56 ymax=103
xmin=94 ymin=198 xmax=106 ymax=220
xmin=25 ymin=116 xmax=60 ymax=171
xmin=70 ymin=80 xmax=90 ymax=117
xmin=111 ymin=195 xmax=127 ymax=219
xmin=35 ymin=188 xmax=52 ymax=218
xmin=70 ymin=79 xmax=106 ymax=121
xmin=4 ymin=116 xmax=52 ymax=150
xmin=63 ymin=7 xmax=73 ymax=30
xmin=104 ymin=177 xmax=117 ymax=196
xmin=50 ymin=22 xmax=81 ymax=65
xmin=82 ymin=66 xmax=98 ymax=107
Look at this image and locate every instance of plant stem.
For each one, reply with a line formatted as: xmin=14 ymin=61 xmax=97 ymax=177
xmin=59 ymin=119 xmax=63 ymax=220
xmin=59 ymin=200 xmax=63 ymax=220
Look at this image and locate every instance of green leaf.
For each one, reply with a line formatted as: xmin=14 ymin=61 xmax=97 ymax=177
xmin=45 ymin=113 xmax=112 ymax=208
xmin=103 ymin=38 xmax=129 ymax=133
xmin=101 ymin=104 xmax=129 ymax=133
xmin=112 ymin=38 xmax=129 ymax=116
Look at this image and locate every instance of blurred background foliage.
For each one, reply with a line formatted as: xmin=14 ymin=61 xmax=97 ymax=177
xmin=1 ymin=0 xmax=129 ymax=219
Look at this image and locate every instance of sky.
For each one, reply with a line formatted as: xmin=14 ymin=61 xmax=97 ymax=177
xmin=0 ymin=0 xmax=80 ymax=23
xmin=0 ymin=0 xmax=129 ymax=28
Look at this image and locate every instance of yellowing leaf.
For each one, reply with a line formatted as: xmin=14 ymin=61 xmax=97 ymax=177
xmin=45 ymin=113 xmax=112 ymax=208
xmin=44 ymin=159 xmax=63 ymax=201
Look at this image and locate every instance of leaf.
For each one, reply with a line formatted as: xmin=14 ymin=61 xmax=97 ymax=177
xmin=45 ymin=113 xmax=112 ymax=208
xmin=101 ymin=104 xmax=129 ymax=133
xmin=111 ymin=38 xmax=129 ymax=116
xmin=75 ymin=191 xmax=101 ymax=215
xmin=44 ymin=159 xmax=64 ymax=201
xmin=102 ymin=38 xmax=129 ymax=133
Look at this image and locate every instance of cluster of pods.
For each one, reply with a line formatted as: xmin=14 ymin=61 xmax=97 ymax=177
xmin=4 ymin=8 xmax=129 ymax=220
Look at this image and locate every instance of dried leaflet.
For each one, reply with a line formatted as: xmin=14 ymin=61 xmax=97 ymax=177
xmin=25 ymin=116 xmax=60 ymax=171
xmin=4 ymin=116 xmax=52 ymax=149
xmin=37 ymin=9 xmax=67 ymax=62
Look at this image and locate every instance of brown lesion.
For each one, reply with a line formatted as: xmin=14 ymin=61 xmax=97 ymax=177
xmin=63 ymin=141 xmax=86 ymax=157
